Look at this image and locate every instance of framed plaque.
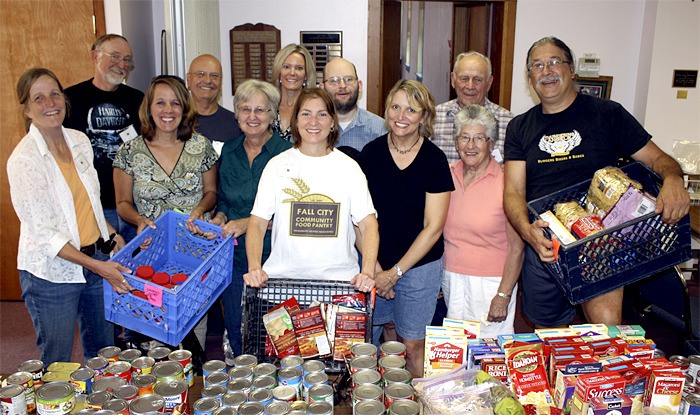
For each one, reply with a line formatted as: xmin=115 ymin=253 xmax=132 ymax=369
xmin=229 ymin=23 xmax=281 ymax=95
xmin=300 ymin=31 xmax=343 ymax=82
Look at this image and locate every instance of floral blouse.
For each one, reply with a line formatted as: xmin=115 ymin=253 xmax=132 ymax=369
xmin=113 ymin=134 xmax=218 ymax=220
xmin=272 ymin=113 xmax=293 ymax=143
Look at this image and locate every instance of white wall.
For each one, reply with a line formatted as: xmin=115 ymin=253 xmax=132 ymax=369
xmin=643 ymin=0 xmax=700 ymax=155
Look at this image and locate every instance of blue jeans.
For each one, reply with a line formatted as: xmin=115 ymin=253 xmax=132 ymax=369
xmin=103 ymin=208 xmax=137 ymax=243
xmin=220 ymin=266 xmax=244 ymax=356
xmin=20 ymin=250 xmax=115 ymax=366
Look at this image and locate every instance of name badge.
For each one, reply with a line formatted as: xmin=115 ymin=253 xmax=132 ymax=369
xmin=119 ymin=125 xmax=138 ymax=142
xmin=75 ymin=153 xmax=90 ymax=173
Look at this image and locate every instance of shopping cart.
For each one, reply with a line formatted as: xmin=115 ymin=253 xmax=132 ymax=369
xmin=242 ymin=278 xmax=373 ymax=372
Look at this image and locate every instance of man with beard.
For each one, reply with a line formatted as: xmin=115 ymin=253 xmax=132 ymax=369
xmin=433 ymin=51 xmax=513 ymax=163
xmin=187 ymin=54 xmax=242 ymax=155
xmin=320 ymin=58 xmax=386 ymax=151
xmin=64 ymin=34 xmax=143 ymax=242
xmin=503 ymin=36 xmax=689 ymax=328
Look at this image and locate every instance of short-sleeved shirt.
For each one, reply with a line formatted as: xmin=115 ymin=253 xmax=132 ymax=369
xmin=337 ymin=108 xmax=387 ymax=151
xmin=195 ymin=106 xmax=242 ymax=155
xmin=504 ymin=93 xmax=651 ymax=201
xmin=359 ymin=134 xmax=454 ymax=268
xmin=217 ymin=131 xmax=292 ymax=270
xmin=113 ymin=134 xmax=218 ymax=220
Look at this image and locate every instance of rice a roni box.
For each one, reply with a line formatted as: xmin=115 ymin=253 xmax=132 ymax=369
xmin=442 ymin=317 xmax=480 ymax=338
xmin=587 ymin=395 xmax=633 ymax=415
xmin=481 ymin=357 xmax=508 ymax=384
xmin=643 ymin=369 xmax=685 ymax=413
xmin=423 ymin=334 xmax=468 ymax=377
xmin=570 ymin=373 xmax=626 ymax=415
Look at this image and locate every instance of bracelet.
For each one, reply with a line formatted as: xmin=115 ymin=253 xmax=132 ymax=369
xmin=497 ymin=292 xmax=512 ymax=299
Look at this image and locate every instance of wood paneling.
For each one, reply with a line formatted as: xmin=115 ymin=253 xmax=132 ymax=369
xmin=0 ymin=0 xmax=104 ymax=300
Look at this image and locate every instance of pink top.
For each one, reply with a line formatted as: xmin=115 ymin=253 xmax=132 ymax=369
xmin=443 ymin=157 xmax=509 ymax=276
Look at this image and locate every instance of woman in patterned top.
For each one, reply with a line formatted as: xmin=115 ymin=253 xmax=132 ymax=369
xmin=271 ymin=44 xmax=316 ymax=142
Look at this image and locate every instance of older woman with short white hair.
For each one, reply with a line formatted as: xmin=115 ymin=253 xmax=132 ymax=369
xmin=441 ymin=105 xmax=524 ymax=337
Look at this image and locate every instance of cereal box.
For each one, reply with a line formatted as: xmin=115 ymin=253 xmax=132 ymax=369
xmin=587 ymin=395 xmax=633 ymax=415
xmin=643 ymin=370 xmax=685 ymax=413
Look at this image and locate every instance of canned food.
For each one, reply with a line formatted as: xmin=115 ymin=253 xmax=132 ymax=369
xmin=248 ymin=389 xmax=273 ymax=407
xmin=103 ymin=399 xmax=129 ymax=415
xmin=152 ymin=379 xmax=188 ymax=415
xmin=98 ymin=347 xmax=122 ymax=363
xmin=193 ymin=398 xmax=220 ymax=415
xmin=0 ymin=384 xmax=27 ymax=415
xmin=132 ymin=374 xmax=157 ymax=396
xmin=352 ymin=384 xmax=383 ymax=408
xmin=17 ymin=360 xmax=44 ymax=390
xmin=380 ymin=341 xmax=407 ymax=358
xmin=302 ymin=373 xmax=328 ymax=401
xmin=152 ymin=362 xmax=184 ymax=383
xmin=6 ymin=371 xmax=36 ymax=412
xmin=85 ymin=391 xmax=113 ymax=409
xmin=105 ymin=362 xmax=132 ymax=383
xmin=212 ymin=408 xmax=236 ymax=415
xmin=228 ymin=367 xmax=254 ymax=383
xmin=277 ymin=368 xmax=302 ymax=398
xmin=382 ymin=369 xmax=412 ymax=387
xmin=225 ymin=379 xmax=252 ymax=396
xmin=271 ymin=386 xmax=297 ymax=404
xmin=86 ymin=357 xmax=110 ymax=380
xmin=252 ymin=376 xmax=277 ymax=390
xmin=41 ymin=372 xmax=70 ymax=384
xmin=288 ymin=411 xmax=306 ymax=415
xmin=378 ymin=356 xmax=406 ymax=375
xmin=384 ymin=383 xmax=414 ymax=408
xmin=351 ymin=343 xmax=378 ymax=359
xmin=70 ymin=368 xmax=96 ymax=396
xmin=200 ymin=386 xmax=226 ymax=404
xmin=689 ymin=356 xmax=700 ymax=383
xmin=128 ymin=394 xmax=166 ymax=415
xmin=92 ymin=376 xmax=127 ymax=393
xmin=233 ymin=355 xmax=258 ymax=369
xmin=236 ymin=402 xmax=264 ymax=415
xmin=46 ymin=363 xmax=81 ymax=373
xmin=682 ymin=393 xmax=700 ymax=415
xmin=131 ymin=357 xmax=155 ymax=376
xmin=92 ymin=410 xmax=117 ymax=415
xmin=146 ymin=347 xmax=172 ymax=363
xmin=118 ymin=349 xmax=142 ymax=363
xmin=653 ymin=348 xmax=666 ymax=359
xmin=305 ymin=401 xmax=332 ymax=415
xmin=202 ymin=361 xmax=227 ymax=377
xmin=353 ymin=400 xmax=384 ymax=415
xmin=204 ymin=372 xmax=229 ymax=388
xmin=279 ymin=357 xmax=303 ymax=371
xmin=348 ymin=356 xmax=376 ymax=374
xmin=168 ymin=351 xmax=193 ymax=387
xmin=387 ymin=400 xmax=419 ymax=415
xmin=351 ymin=370 xmax=381 ymax=389
xmin=114 ymin=385 xmax=139 ymax=402
xmin=73 ymin=409 xmax=97 ymax=415
xmin=36 ymin=382 xmax=75 ymax=415
xmin=290 ymin=401 xmax=307 ymax=412
xmin=264 ymin=401 xmax=291 ymax=415
xmin=221 ymin=391 xmax=246 ymax=409
xmin=671 ymin=355 xmax=691 ymax=370
xmin=307 ymin=385 xmax=333 ymax=405
xmin=301 ymin=361 xmax=325 ymax=377
xmin=253 ymin=363 xmax=278 ymax=379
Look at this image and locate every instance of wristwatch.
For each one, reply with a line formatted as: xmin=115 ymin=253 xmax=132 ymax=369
xmin=497 ymin=292 xmax=511 ymax=299
xmin=393 ymin=264 xmax=404 ymax=280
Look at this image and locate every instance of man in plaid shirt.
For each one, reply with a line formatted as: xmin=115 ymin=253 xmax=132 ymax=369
xmin=433 ymin=51 xmax=513 ymax=163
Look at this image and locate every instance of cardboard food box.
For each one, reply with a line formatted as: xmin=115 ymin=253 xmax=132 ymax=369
xmin=587 ymin=395 xmax=633 ymax=415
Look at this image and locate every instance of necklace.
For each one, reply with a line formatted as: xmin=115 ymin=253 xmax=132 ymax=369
xmin=390 ymin=134 xmax=420 ymax=154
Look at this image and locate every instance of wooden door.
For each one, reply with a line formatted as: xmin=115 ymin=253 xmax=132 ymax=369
xmin=0 ymin=0 xmax=105 ymax=300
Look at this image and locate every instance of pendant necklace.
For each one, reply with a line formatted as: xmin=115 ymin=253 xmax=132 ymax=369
xmin=390 ymin=134 xmax=420 ymax=154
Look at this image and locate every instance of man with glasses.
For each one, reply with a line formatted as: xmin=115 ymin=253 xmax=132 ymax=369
xmin=64 ymin=34 xmax=143 ymax=243
xmin=187 ymin=54 xmax=242 ymax=155
xmin=503 ymin=36 xmax=689 ymax=328
xmin=433 ymin=51 xmax=514 ymax=163
xmin=320 ymin=58 xmax=386 ymax=151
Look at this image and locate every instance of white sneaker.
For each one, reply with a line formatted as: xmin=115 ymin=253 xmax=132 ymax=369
xmin=222 ymin=329 xmax=235 ymax=366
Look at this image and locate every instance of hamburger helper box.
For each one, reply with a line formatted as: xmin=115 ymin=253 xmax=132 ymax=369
xmin=588 ymin=338 xmax=628 ymax=357
xmin=603 ymin=359 xmax=651 ymax=415
xmin=587 ymin=395 xmax=633 ymax=415
xmin=570 ymin=373 xmax=627 ymax=415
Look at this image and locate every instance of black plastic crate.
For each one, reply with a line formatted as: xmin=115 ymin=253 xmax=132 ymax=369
xmin=242 ymin=279 xmax=372 ymax=372
xmin=527 ymin=162 xmax=691 ymax=305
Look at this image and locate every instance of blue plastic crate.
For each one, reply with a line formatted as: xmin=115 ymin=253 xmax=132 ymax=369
xmin=527 ymin=162 xmax=691 ymax=305
xmin=105 ymin=211 xmax=234 ymax=345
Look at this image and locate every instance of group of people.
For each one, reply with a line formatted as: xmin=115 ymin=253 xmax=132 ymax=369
xmin=8 ymin=33 xmax=690 ymax=378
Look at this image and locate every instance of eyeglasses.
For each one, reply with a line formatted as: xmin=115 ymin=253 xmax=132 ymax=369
xmin=189 ymin=71 xmax=221 ymax=81
xmin=528 ymin=58 xmax=570 ymax=74
xmin=100 ymin=51 xmax=135 ymax=69
xmin=238 ymin=107 xmax=271 ymax=116
xmin=456 ymin=135 xmax=489 ymax=144
xmin=324 ymin=76 xmax=358 ymax=86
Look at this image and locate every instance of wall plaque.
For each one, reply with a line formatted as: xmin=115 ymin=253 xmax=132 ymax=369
xmin=230 ymin=23 xmax=281 ymax=95
xmin=673 ymin=70 xmax=698 ymax=88
xmin=300 ymin=31 xmax=342 ymax=82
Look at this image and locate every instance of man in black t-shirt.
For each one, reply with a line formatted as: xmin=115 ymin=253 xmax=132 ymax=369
xmin=503 ymin=36 xmax=689 ymax=328
xmin=64 ymin=34 xmax=143 ymax=242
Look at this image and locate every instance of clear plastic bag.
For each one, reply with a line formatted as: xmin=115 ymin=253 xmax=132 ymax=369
xmin=673 ymin=140 xmax=700 ymax=174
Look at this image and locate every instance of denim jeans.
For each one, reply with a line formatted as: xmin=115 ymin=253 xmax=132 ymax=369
xmin=220 ymin=265 xmax=244 ymax=356
xmin=103 ymin=208 xmax=137 ymax=243
xmin=20 ymin=250 xmax=115 ymax=366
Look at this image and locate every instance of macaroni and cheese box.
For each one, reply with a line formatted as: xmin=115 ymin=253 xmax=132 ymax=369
xmin=643 ymin=369 xmax=685 ymax=413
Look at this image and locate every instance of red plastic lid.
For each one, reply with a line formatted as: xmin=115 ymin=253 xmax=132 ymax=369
xmin=152 ymin=272 xmax=171 ymax=285
xmin=135 ymin=265 xmax=155 ymax=280
xmin=172 ymin=273 xmax=188 ymax=284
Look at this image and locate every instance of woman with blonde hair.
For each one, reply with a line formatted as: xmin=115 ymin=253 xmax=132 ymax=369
xmin=271 ymin=44 xmax=316 ymax=142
